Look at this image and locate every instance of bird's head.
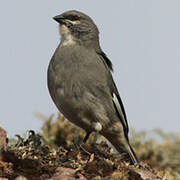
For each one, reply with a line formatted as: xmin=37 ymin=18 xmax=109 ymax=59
xmin=53 ymin=10 xmax=99 ymax=47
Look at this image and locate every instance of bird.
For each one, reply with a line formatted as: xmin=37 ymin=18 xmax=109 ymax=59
xmin=47 ymin=10 xmax=138 ymax=164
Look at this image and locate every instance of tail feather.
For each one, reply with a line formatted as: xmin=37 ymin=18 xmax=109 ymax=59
xmin=126 ymin=141 xmax=139 ymax=164
xmin=105 ymin=134 xmax=139 ymax=164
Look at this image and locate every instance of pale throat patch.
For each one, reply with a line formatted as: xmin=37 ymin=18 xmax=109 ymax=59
xmin=59 ymin=24 xmax=76 ymax=47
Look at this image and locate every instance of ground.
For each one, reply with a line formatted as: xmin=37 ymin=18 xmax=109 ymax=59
xmin=0 ymin=114 xmax=179 ymax=180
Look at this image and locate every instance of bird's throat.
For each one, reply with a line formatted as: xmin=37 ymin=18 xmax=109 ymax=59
xmin=59 ymin=25 xmax=76 ymax=47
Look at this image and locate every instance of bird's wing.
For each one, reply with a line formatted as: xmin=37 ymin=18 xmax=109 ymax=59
xmin=97 ymin=51 xmax=129 ymax=135
xmin=97 ymin=51 xmax=113 ymax=72
xmin=112 ymin=88 xmax=129 ymax=135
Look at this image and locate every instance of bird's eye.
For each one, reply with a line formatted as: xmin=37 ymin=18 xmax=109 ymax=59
xmin=67 ymin=15 xmax=79 ymax=21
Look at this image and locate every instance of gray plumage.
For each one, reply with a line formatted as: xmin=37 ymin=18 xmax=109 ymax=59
xmin=48 ymin=10 xmax=138 ymax=164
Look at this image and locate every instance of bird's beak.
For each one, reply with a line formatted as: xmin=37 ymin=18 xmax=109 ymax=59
xmin=53 ymin=15 xmax=65 ymax=24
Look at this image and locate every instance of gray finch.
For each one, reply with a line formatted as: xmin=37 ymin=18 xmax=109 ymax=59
xmin=48 ymin=10 xmax=138 ymax=164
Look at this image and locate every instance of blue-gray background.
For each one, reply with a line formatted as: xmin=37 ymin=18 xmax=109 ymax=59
xmin=1 ymin=1 xmax=180 ymax=136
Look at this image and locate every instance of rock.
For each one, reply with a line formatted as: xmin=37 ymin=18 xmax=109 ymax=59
xmin=15 ymin=176 xmax=28 ymax=180
xmin=129 ymin=169 xmax=161 ymax=180
xmin=45 ymin=167 xmax=87 ymax=180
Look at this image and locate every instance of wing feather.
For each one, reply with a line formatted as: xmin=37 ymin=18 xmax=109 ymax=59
xmin=97 ymin=50 xmax=129 ymax=135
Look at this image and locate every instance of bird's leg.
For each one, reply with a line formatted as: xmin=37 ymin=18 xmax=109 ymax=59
xmin=80 ymin=132 xmax=92 ymax=155
xmin=92 ymin=131 xmax=99 ymax=146
xmin=83 ymin=132 xmax=91 ymax=143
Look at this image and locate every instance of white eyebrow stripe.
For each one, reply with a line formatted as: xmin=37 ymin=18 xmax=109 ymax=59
xmin=66 ymin=19 xmax=81 ymax=24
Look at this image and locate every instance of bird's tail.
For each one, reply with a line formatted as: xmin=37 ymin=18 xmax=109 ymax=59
xmin=106 ymin=134 xmax=139 ymax=164
xmin=125 ymin=140 xmax=139 ymax=164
